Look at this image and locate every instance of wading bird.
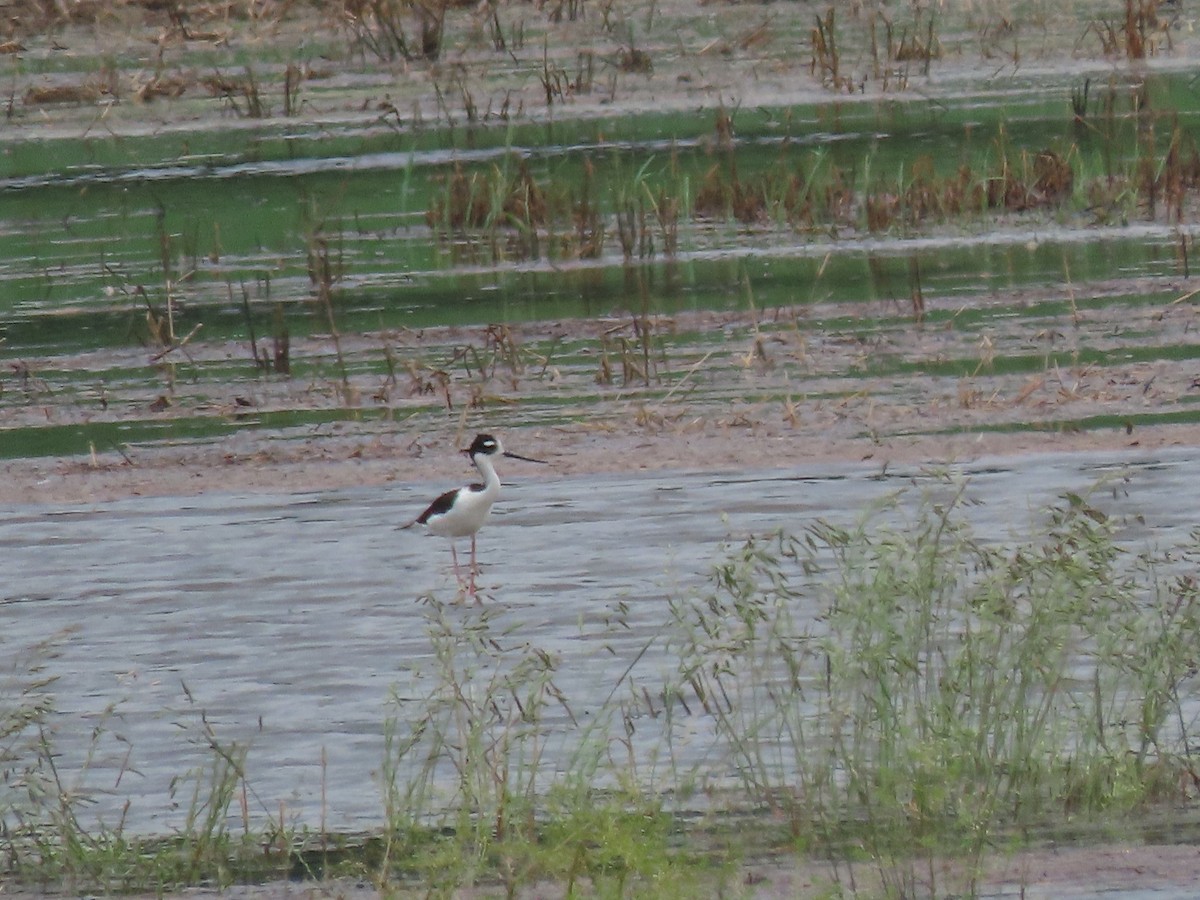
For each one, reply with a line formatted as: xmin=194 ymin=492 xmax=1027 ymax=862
xmin=404 ymin=433 xmax=546 ymax=598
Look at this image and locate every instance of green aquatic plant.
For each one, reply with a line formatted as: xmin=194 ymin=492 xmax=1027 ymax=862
xmin=665 ymin=477 xmax=1200 ymax=896
xmin=376 ymin=597 xmax=704 ymax=895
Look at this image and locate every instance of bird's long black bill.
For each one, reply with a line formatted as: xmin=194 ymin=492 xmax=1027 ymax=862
xmin=503 ymin=451 xmax=548 ymax=464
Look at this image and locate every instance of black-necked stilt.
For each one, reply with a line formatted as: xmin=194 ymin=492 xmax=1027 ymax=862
xmin=404 ymin=433 xmax=546 ymax=598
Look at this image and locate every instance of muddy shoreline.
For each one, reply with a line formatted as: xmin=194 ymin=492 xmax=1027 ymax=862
xmin=2 ymin=412 xmax=1190 ymax=507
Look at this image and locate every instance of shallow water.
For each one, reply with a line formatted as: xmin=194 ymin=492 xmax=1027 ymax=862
xmin=2 ymin=445 xmax=1197 ymax=836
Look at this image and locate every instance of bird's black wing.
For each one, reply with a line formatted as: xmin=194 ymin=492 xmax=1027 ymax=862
xmin=414 ymin=487 xmax=461 ymax=525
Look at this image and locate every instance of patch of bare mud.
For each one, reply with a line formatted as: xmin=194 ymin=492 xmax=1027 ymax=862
xmin=14 ymin=841 xmax=1196 ymax=899
xmin=3 ymin=406 xmax=1193 ymax=507
xmin=4 ymin=0 xmax=1198 ymax=151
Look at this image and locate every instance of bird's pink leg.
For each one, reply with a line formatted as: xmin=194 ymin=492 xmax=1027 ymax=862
xmin=449 ymin=542 xmax=465 ymax=587
xmin=468 ymin=534 xmax=479 ymax=599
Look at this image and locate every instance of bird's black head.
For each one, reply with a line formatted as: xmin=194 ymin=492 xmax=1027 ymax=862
xmin=463 ymin=433 xmax=501 ymax=458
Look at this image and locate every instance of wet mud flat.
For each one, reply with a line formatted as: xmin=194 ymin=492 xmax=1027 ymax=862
xmin=7 ymin=271 xmax=1200 ymax=507
xmin=8 ymin=841 xmax=1194 ymax=899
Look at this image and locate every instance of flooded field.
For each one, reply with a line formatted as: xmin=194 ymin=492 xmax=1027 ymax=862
xmin=6 ymin=0 xmax=1200 ymax=893
xmin=3 ymin=2 xmax=1200 ymax=472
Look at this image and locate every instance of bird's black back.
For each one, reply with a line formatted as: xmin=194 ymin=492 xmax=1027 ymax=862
xmin=415 ymin=483 xmax=486 ymax=524
xmin=416 ymin=488 xmax=459 ymax=524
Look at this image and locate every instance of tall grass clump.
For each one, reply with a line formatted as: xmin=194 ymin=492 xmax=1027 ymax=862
xmin=667 ymin=479 xmax=1200 ymax=895
xmin=1 ymin=635 xmax=62 ymax=869
xmin=372 ymin=480 xmax=1200 ymax=895
xmin=377 ymin=599 xmax=703 ymax=896
xmin=1 ymin=656 xmax=294 ymax=893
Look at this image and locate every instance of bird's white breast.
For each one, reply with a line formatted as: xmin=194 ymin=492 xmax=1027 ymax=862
xmin=425 ymin=485 xmax=497 ymax=538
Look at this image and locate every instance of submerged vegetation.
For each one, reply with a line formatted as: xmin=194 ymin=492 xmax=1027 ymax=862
xmin=421 ymin=86 xmax=1200 ymax=264
xmin=4 ymin=483 xmax=1200 ymax=895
